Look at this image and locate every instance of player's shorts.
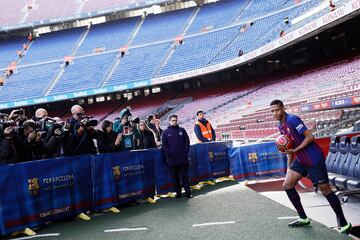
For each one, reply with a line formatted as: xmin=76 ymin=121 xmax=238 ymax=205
xmin=290 ymin=159 xmax=329 ymax=185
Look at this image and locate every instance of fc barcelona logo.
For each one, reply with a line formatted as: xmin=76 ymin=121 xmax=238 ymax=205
xmin=208 ymin=152 xmax=214 ymax=162
xmin=248 ymin=153 xmax=258 ymax=163
xmin=113 ymin=166 xmax=121 ymax=181
xmin=28 ymin=178 xmax=40 ymax=196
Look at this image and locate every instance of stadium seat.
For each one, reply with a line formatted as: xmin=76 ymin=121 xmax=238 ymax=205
xmin=334 ymin=136 xmax=360 ymax=189
xmin=325 ymin=135 xmax=339 ymax=172
xmin=328 ymin=136 xmax=350 ymax=186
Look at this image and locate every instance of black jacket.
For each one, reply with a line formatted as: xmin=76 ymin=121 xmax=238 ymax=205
xmin=136 ymin=130 xmax=156 ymax=149
xmin=66 ymin=117 xmax=98 ymax=156
xmin=161 ymin=125 xmax=190 ymax=167
xmin=0 ymin=137 xmax=19 ymax=164
xmin=17 ymin=133 xmax=46 ymax=162
xmin=97 ymin=130 xmax=121 ymax=153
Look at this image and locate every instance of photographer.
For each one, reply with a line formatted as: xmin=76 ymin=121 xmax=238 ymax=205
xmin=97 ymin=120 xmax=122 ymax=153
xmin=67 ymin=105 xmax=98 ymax=156
xmin=9 ymin=108 xmax=27 ymax=127
xmin=0 ymin=120 xmax=20 ymax=164
xmin=33 ymin=108 xmax=72 ymax=158
xmin=113 ymin=107 xmax=136 ymax=151
xmin=17 ymin=120 xmax=46 ymax=162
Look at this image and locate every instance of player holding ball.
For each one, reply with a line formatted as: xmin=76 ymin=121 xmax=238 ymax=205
xmin=270 ymin=100 xmax=351 ymax=234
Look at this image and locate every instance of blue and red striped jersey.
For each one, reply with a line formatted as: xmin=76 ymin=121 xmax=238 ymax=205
xmin=278 ymin=113 xmax=325 ymax=167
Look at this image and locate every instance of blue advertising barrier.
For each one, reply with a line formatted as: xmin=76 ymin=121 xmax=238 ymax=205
xmin=152 ymin=149 xmax=176 ymax=194
xmin=196 ymin=142 xmax=231 ymax=180
xmin=228 ymin=142 xmax=287 ymax=181
xmin=0 ymin=155 xmax=93 ymax=235
xmin=92 ymin=150 xmax=156 ymax=210
xmin=153 ymin=142 xmax=230 ymax=193
xmin=188 ymin=145 xmax=199 ymax=185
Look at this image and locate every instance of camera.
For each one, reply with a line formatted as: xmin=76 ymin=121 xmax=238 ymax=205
xmin=35 ymin=117 xmax=66 ymax=139
xmin=36 ymin=118 xmax=64 ymax=132
xmin=128 ymin=116 xmax=140 ymax=124
xmin=79 ymin=116 xmax=98 ymax=128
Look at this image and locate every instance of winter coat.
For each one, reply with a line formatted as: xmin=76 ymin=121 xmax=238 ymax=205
xmin=97 ymin=130 xmax=121 ymax=153
xmin=161 ymin=125 xmax=190 ymax=167
xmin=136 ymin=130 xmax=156 ymax=149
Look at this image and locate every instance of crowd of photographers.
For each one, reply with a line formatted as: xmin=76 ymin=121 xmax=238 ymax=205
xmin=0 ymin=105 xmax=164 ymax=164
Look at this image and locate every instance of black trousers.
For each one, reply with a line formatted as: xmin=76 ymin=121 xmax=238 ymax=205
xmin=170 ymin=164 xmax=191 ymax=196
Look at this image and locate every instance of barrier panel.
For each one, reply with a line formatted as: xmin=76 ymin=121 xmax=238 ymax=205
xmin=153 ymin=149 xmax=176 ymax=194
xmin=228 ymin=142 xmax=287 ymax=181
xmin=195 ymin=142 xmax=231 ymax=181
xmin=0 ymin=155 xmax=93 ymax=235
xmin=92 ymin=150 xmax=155 ymax=210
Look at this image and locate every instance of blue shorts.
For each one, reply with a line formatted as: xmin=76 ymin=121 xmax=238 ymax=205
xmin=290 ymin=159 xmax=329 ymax=185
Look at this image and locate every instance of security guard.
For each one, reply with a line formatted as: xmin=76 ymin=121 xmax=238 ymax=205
xmin=194 ymin=110 xmax=216 ymax=143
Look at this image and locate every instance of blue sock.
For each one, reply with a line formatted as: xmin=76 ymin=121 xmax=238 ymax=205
xmin=285 ymin=188 xmax=307 ymax=219
xmin=325 ymin=191 xmax=347 ymax=227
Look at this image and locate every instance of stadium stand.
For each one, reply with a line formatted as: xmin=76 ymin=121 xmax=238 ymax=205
xmin=20 ymin=28 xmax=86 ymax=65
xmin=75 ymin=17 xmax=139 ymax=56
xmin=0 ymin=0 xmax=26 ymax=26
xmin=0 ymin=62 xmax=61 ymax=102
xmin=104 ymin=42 xmax=171 ymax=86
xmin=185 ymin=0 xmax=249 ymax=34
xmin=26 ymin=0 xmax=78 ymax=23
xmin=49 ymin=52 xmax=117 ymax=95
xmin=132 ymin=8 xmax=195 ymax=45
xmin=0 ymin=37 xmax=28 ymax=68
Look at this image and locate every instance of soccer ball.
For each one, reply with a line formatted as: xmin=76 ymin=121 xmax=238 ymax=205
xmin=276 ymin=135 xmax=294 ymax=153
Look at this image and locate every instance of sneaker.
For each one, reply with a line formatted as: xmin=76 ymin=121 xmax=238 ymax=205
xmin=340 ymin=223 xmax=352 ymax=234
xmin=288 ymin=218 xmax=310 ymax=227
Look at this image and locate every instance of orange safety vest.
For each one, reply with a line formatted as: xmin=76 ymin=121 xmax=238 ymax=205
xmin=195 ymin=121 xmax=213 ymax=142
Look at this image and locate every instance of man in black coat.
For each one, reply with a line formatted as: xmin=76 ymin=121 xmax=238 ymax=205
xmin=66 ymin=105 xmax=98 ymax=156
xmin=162 ymin=114 xmax=192 ymax=198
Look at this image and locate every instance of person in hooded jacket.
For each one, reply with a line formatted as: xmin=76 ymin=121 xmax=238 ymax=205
xmin=97 ymin=120 xmax=122 ymax=153
xmin=135 ymin=120 xmax=156 ymax=149
xmin=161 ymin=114 xmax=192 ymax=198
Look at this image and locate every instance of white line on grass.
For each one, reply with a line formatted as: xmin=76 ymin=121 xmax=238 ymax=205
xmin=104 ymin=227 xmax=149 ymax=233
xmin=277 ymin=216 xmax=299 ymax=220
xmin=11 ymin=233 xmax=60 ymax=240
xmin=192 ymin=221 xmax=236 ymax=227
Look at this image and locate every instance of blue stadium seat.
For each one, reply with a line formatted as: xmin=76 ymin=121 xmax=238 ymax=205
xmin=345 ymin=136 xmax=360 ymax=189
xmin=0 ymin=37 xmax=25 ymax=68
xmin=0 ymin=62 xmax=61 ymax=102
xmin=50 ymin=52 xmax=117 ymax=95
xmin=334 ymin=136 xmax=360 ymax=189
xmin=328 ymin=136 xmax=350 ymax=185
xmin=20 ymin=28 xmax=85 ymax=65
xmin=76 ymin=17 xmax=139 ymax=56
xmin=326 ymin=135 xmax=339 ymax=173
xmin=132 ymin=8 xmax=194 ymax=45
